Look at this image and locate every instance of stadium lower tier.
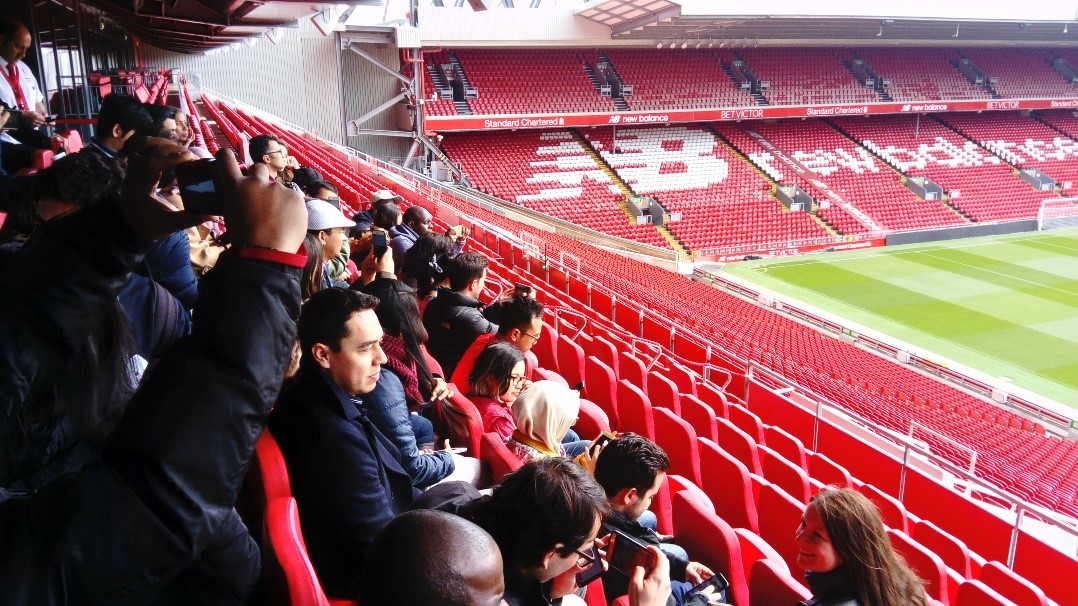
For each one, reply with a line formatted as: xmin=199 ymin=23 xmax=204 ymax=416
xmin=439 ymin=112 xmax=1074 ymax=256
xmin=207 ymin=97 xmax=1077 ymax=606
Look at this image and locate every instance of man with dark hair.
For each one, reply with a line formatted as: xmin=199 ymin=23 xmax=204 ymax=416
xmin=248 ymin=134 xmax=287 ymax=177
xmin=390 ymin=204 xmax=433 ymax=267
xmin=593 ymin=434 xmax=722 ymax=606
xmin=423 ymin=251 xmax=496 ymax=378
xmin=305 ymin=179 xmax=339 ymax=204
xmin=360 ymin=510 xmax=505 ymax=606
xmin=449 ymin=294 xmax=544 ymax=389
xmin=414 ymin=457 xmax=612 ymax=606
xmin=270 ymin=287 xmax=418 ymax=599
xmin=85 ymin=93 xmax=155 ymax=158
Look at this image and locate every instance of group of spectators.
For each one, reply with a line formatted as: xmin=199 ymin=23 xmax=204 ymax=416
xmin=0 ymin=16 xmax=933 ymax=604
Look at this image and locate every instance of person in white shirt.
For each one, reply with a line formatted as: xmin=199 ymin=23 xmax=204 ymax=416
xmin=0 ymin=17 xmax=55 ymax=172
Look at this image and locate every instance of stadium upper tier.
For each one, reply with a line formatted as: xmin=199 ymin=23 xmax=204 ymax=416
xmin=421 ymin=47 xmax=1078 ymax=118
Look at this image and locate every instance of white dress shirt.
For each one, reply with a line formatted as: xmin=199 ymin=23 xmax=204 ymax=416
xmin=0 ymin=57 xmax=45 ymax=144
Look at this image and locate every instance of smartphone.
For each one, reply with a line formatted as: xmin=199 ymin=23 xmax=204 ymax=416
xmin=513 ymin=283 xmax=532 ymax=297
xmin=575 ymin=546 xmax=603 ymax=587
xmin=606 ymin=529 xmax=651 ymax=576
xmin=372 ymin=229 xmax=389 ymax=257
xmin=688 ymin=572 xmax=729 ymax=595
xmin=593 ymin=431 xmax=617 ymax=449
xmin=175 ymin=159 xmax=223 ymax=215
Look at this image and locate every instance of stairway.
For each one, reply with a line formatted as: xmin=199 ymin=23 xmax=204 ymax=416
xmin=595 ymin=53 xmax=631 ymax=111
xmin=448 ymin=54 xmax=475 ymax=92
xmin=453 ymin=101 xmax=473 ymax=115
xmin=426 ymin=64 xmax=453 ymax=97
xmin=657 ymin=224 xmax=689 ymax=254
xmin=952 ymin=57 xmax=1000 ymax=99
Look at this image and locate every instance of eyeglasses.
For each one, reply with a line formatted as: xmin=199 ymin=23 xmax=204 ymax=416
xmin=575 ymin=547 xmax=596 ymax=568
xmin=521 ymin=330 xmax=541 ymax=342
xmin=509 ymin=375 xmax=527 ymax=386
xmin=265 ymin=149 xmax=288 ymax=158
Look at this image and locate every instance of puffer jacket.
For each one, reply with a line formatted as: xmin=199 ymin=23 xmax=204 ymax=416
xmin=0 ymin=199 xmax=303 ymax=604
xmin=422 ymin=287 xmax=497 ymax=379
xmin=364 ymin=368 xmax=454 ymax=489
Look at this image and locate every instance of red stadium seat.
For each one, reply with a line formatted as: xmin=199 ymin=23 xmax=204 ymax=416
xmin=857 ymin=482 xmax=910 ymax=533
xmin=671 ymin=491 xmax=750 ymax=606
xmin=749 ymin=558 xmax=811 ymax=606
xmin=575 ymin=398 xmax=611 ymax=439
xmin=716 ymin=417 xmax=762 ymax=475
xmin=617 ymin=379 xmax=656 ymax=440
xmin=556 ymin=334 xmax=586 ymax=389
xmin=583 ymin=356 xmax=619 ymax=430
xmin=956 ymin=581 xmax=1020 ymax=606
xmin=888 ymin=529 xmax=951 ymax=605
xmin=764 ymin=425 xmax=808 ymax=470
xmin=807 ymin=452 xmax=853 ymax=490
xmin=759 ymin=445 xmax=812 ymax=504
xmin=263 ymin=497 xmax=356 ymax=606
xmin=697 ymin=437 xmax=759 ymax=533
xmin=756 ymin=484 xmax=807 ymax=579
xmin=734 ymin=526 xmax=789 ymax=582
xmin=979 ymin=562 xmax=1049 ymax=606
xmin=481 ymin=432 xmax=522 ymax=484
xmin=653 ymin=407 xmax=702 ymax=486
xmin=680 ymin=394 xmax=718 ymax=442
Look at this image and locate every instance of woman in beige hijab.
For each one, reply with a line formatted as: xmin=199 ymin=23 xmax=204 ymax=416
xmin=506 ymin=380 xmax=581 ymax=463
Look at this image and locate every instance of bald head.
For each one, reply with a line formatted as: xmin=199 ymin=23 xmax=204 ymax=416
xmin=0 ymin=18 xmax=31 ymax=64
xmin=361 ymin=510 xmax=505 ymax=606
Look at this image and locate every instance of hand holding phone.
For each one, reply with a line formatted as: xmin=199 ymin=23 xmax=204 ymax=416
xmin=175 ymin=159 xmax=223 ymax=215
xmin=607 ymin=530 xmax=652 ymax=577
xmin=371 ymin=227 xmax=389 ymax=258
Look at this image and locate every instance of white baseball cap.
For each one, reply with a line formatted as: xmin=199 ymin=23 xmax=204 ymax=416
xmin=306 ymin=199 xmax=356 ymax=232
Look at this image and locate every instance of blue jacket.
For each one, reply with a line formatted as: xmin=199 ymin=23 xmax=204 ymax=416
xmin=365 ymin=368 xmax=454 ymax=489
xmin=270 ymin=365 xmax=419 ymax=599
xmin=139 ymin=230 xmax=198 ymax=310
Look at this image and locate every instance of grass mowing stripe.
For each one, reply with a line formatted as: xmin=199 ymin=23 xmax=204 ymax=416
xmin=898 ymin=250 xmax=1078 ymax=304
xmin=726 ymin=230 xmax=1078 ymax=406
xmin=763 ymin=262 xmax=1078 ymax=392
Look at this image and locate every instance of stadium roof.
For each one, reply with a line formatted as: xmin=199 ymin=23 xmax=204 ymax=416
xmin=575 ymin=0 xmax=1078 ymax=46
xmin=84 ymin=0 xmax=378 ymax=53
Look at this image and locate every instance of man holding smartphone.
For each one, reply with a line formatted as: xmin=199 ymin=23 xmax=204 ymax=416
xmin=0 ymin=17 xmax=57 ymax=172
xmin=594 ymin=434 xmax=727 ymax=606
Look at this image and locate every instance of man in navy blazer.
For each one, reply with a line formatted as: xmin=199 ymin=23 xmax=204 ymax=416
xmin=270 ymin=287 xmax=419 ymax=600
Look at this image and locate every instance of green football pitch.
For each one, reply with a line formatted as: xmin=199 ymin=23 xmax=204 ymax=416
xmin=722 ymin=229 xmax=1078 ymax=408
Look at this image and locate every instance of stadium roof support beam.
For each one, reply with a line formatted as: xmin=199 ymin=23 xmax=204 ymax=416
xmin=345 ymin=42 xmax=413 ymax=86
xmin=345 ymin=91 xmax=410 ymax=134
xmin=609 ymin=5 xmax=681 ymax=36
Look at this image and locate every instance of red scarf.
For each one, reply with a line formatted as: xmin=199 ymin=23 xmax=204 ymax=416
xmin=5 ymin=63 xmax=29 ymax=111
xmin=381 ymin=334 xmax=426 ymax=411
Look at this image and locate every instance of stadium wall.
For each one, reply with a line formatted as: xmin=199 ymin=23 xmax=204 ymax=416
xmin=142 ymin=20 xmax=346 ymax=146
xmin=885 ymin=220 xmax=1038 ymax=246
xmin=340 ymin=44 xmax=412 ymax=162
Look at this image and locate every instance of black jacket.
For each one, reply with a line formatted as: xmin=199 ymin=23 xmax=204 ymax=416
xmin=422 ymin=287 xmax=497 ymax=379
xmin=802 ymin=566 xmax=860 ymax=606
xmin=270 ymin=365 xmax=418 ymax=599
xmin=0 ymin=201 xmax=302 ymax=603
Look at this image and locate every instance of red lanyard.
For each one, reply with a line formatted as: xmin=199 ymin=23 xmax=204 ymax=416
xmin=5 ymin=63 xmax=30 ymax=111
